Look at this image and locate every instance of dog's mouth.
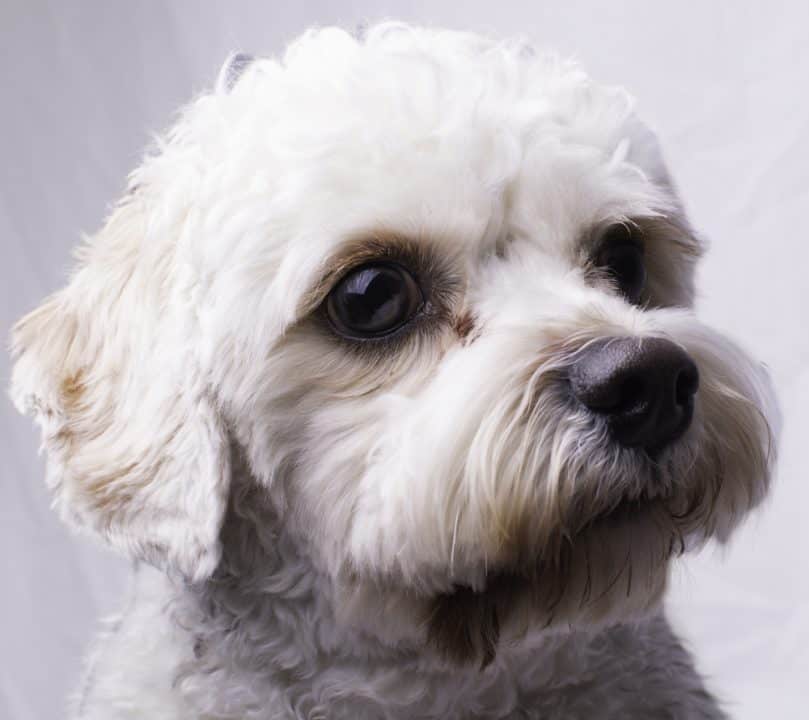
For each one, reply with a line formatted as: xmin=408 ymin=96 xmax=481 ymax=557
xmin=424 ymin=494 xmax=678 ymax=668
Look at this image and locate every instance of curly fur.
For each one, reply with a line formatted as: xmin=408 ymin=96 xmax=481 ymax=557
xmin=10 ymin=23 xmax=777 ymax=719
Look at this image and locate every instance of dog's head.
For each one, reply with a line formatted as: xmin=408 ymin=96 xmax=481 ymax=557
xmin=11 ymin=25 xmax=777 ymax=663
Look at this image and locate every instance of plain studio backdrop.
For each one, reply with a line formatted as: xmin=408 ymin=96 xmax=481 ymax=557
xmin=1 ymin=2 xmax=807 ymax=718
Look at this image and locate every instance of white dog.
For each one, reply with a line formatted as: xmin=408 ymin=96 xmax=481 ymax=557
xmin=11 ymin=24 xmax=777 ymax=719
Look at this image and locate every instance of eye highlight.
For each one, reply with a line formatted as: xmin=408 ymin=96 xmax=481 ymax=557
xmin=326 ymin=263 xmax=423 ymax=339
xmin=594 ymin=223 xmax=646 ymax=305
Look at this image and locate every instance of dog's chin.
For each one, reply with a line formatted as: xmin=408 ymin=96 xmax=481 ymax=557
xmin=335 ymin=493 xmax=682 ymax=669
xmin=422 ymin=495 xmax=676 ymax=668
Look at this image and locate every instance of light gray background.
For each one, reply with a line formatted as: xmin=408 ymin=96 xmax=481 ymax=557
xmin=2 ymin=2 xmax=807 ymax=718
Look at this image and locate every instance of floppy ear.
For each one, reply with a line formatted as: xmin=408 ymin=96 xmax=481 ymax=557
xmin=10 ymin=193 xmax=230 ymax=583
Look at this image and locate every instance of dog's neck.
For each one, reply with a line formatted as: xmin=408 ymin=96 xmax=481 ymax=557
xmin=156 ymin=466 xmax=676 ymax=718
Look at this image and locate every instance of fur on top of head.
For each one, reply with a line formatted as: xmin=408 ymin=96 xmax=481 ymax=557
xmin=10 ymin=23 xmax=777 ymax=659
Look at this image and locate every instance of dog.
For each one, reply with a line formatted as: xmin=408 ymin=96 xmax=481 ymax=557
xmin=11 ymin=23 xmax=777 ymax=719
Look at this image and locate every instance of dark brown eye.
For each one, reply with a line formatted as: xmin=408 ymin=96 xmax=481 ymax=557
xmin=595 ymin=224 xmax=646 ymax=305
xmin=326 ymin=263 xmax=423 ymax=339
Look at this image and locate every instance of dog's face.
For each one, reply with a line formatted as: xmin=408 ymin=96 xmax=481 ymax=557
xmin=11 ymin=26 xmax=776 ymax=663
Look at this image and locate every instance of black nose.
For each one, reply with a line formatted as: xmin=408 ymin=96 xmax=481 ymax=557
xmin=569 ymin=337 xmax=699 ymax=452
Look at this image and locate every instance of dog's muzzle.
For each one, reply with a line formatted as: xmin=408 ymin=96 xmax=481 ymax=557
xmin=570 ymin=336 xmax=699 ymax=453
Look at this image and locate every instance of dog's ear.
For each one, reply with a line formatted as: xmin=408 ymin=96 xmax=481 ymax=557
xmin=621 ymin=116 xmax=703 ymax=308
xmin=10 ymin=193 xmax=230 ymax=583
xmin=216 ymin=52 xmax=255 ymax=93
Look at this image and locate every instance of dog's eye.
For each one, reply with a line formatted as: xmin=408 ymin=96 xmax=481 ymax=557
xmin=595 ymin=224 xmax=646 ymax=305
xmin=326 ymin=263 xmax=423 ymax=338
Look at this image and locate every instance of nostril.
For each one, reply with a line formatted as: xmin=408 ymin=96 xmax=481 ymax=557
xmin=674 ymin=362 xmax=699 ymax=407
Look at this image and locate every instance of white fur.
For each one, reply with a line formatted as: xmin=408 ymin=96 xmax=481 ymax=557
xmin=10 ymin=23 xmax=777 ymax=719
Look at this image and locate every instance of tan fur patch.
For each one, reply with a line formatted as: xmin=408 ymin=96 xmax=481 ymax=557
xmin=425 ymin=579 xmax=530 ymax=668
xmin=453 ymin=311 xmax=476 ymax=342
xmin=60 ymin=370 xmax=86 ymax=410
xmin=84 ymin=464 xmax=140 ymax=517
xmin=426 ymin=582 xmax=507 ymax=668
